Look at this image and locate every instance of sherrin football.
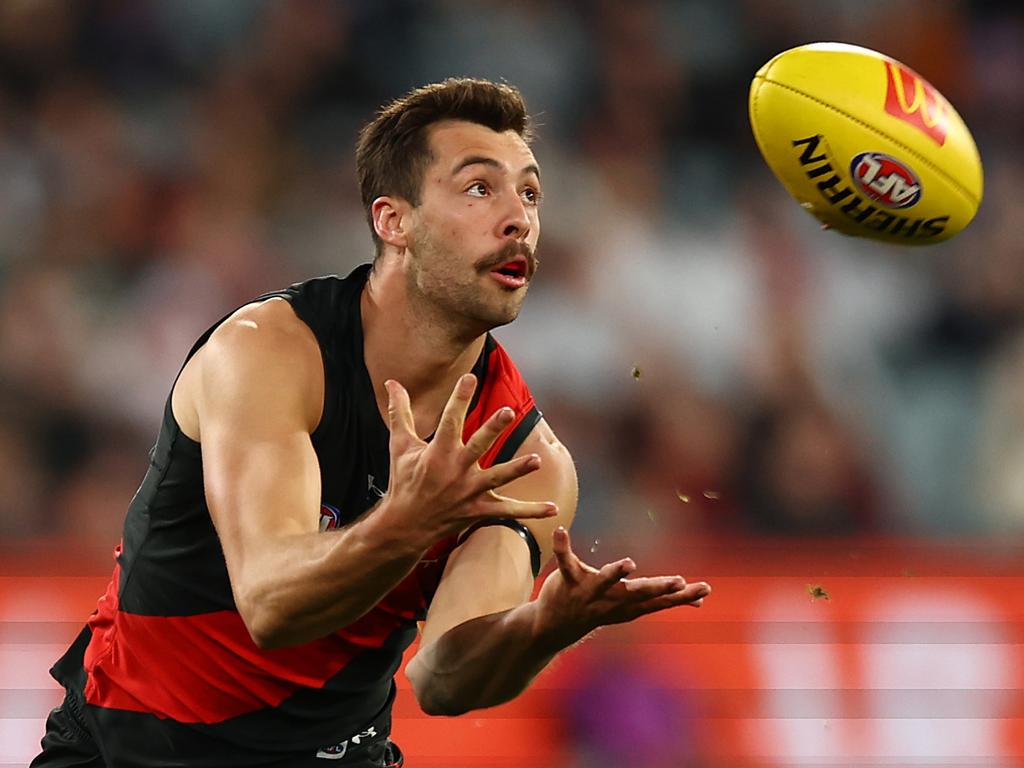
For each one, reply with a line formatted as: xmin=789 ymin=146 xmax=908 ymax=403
xmin=749 ymin=43 xmax=983 ymax=244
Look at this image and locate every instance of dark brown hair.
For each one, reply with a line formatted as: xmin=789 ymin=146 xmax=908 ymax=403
xmin=356 ymin=78 xmax=533 ymax=253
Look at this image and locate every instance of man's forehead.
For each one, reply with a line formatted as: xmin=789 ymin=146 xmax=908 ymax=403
xmin=427 ymin=120 xmax=537 ymax=173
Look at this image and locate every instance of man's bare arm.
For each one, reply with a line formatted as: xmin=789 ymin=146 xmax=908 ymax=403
xmin=406 ymin=424 xmax=711 ymax=715
xmin=190 ymin=300 xmax=554 ymax=649
xmin=193 ymin=300 xmax=422 ymax=649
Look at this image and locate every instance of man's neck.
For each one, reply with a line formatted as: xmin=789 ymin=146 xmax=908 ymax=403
xmin=361 ymin=258 xmax=486 ymax=438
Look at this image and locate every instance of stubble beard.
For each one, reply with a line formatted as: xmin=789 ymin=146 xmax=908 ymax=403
xmin=405 ymin=230 xmax=532 ymax=338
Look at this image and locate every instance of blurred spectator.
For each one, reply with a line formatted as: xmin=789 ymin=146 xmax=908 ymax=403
xmin=564 ymin=648 xmax=699 ymax=768
xmin=977 ymin=329 xmax=1024 ymax=531
xmin=736 ymin=401 xmax=878 ymax=534
xmin=0 ymin=406 xmax=47 ymax=538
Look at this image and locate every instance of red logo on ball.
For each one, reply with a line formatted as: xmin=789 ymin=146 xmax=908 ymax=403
xmin=883 ymin=61 xmax=949 ymax=147
xmin=850 ymin=152 xmax=922 ymax=209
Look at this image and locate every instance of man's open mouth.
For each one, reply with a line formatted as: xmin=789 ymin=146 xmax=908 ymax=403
xmin=489 ymin=257 xmax=529 ymax=288
xmin=494 ymin=259 xmax=527 ymax=278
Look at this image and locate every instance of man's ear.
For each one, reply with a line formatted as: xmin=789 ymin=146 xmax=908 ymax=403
xmin=372 ymin=196 xmax=410 ymax=249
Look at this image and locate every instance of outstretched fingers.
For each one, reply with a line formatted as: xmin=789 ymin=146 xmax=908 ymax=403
xmin=631 ymin=582 xmax=712 ymax=616
xmin=463 ymin=406 xmax=516 ymax=465
xmin=623 ymin=578 xmax=711 ymax=606
xmin=433 ymin=373 xmax=476 ymax=447
xmin=553 ymin=526 xmax=585 ymax=585
xmin=477 ymin=452 xmax=543 ymax=491
xmin=480 ymin=492 xmax=559 ymax=520
xmin=596 ymin=558 xmax=638 ymax=591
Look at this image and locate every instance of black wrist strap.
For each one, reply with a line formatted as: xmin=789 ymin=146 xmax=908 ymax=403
xmin=456 ymin=519 xmax=542 ymax=578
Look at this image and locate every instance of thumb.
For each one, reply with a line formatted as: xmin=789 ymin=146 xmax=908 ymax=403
xmin=385 ymin=380 xmax=417 ymax=445
xmin=553 ymin=527 xmax=581 ymax=584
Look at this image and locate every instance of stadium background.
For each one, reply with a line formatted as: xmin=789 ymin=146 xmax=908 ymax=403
xmin=1 ymin=1 xmax=1023 ymax=765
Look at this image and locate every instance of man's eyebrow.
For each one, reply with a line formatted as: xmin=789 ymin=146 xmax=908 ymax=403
xmin=452 ymin=156 xmax=541 ymax=181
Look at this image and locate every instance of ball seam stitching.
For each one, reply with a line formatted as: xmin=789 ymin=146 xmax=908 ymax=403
xmin=757 ymin=76 xmax=979 ymax=209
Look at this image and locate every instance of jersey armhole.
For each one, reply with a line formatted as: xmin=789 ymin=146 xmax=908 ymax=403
xmin=489 ymin=404 xmax=543 ymax=466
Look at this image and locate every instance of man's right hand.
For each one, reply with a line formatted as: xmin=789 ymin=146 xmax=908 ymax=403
xmin=382 ymin=374 xmax=557 ymax=542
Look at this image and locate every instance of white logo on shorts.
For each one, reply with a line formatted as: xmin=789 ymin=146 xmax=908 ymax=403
xmin=316 ymin=727 xmax=378 ymax=760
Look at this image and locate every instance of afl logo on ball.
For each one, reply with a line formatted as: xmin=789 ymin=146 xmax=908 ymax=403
xmin=850 ymin=152 xmax=922 ymax=209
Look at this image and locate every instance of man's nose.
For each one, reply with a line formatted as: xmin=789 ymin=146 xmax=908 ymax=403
xmin=499 ymin=193 xmax=530 ymax=240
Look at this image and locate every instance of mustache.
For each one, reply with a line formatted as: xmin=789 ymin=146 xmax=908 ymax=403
xmin=476 ymin=241 xmax=538 ymax=279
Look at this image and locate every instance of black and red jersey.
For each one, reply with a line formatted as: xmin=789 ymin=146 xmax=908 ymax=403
xmin=50 ymin=263 xmax=541 ymax=765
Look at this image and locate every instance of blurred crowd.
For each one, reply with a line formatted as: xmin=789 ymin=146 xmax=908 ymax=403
xmin=1 ymin=0 xmax=1023 ymax=550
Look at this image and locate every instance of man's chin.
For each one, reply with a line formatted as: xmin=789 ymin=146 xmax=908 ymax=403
xmin=472 ymin=300 xmax=524 ymax=332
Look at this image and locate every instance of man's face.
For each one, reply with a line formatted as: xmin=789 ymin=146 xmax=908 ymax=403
xmin=404 ymin=120 xmax=542 ymax=332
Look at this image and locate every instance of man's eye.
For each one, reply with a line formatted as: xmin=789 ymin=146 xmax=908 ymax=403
xmin=467 ymin=183 xmax=488 ymax=197
xmin=521 ymin=187 xmax=541 ymax=205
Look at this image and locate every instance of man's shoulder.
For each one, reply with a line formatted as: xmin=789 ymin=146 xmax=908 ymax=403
xmin=211 ymin=296 xmax=311 ymax=345
xmin=198 ymin=299 xmax=323 ymax=388
xmin=173 ymin=296 xmax=325 ymax=440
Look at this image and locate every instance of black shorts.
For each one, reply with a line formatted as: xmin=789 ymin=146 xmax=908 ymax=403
xmin=30 ymin=688 xmax=404 ymax=768
xmin=29 ymin=688 xmax=103 ymax=768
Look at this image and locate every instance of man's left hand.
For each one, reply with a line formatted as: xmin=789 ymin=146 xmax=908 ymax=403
xmin=532 ymin=527 xmax=710 ymax=650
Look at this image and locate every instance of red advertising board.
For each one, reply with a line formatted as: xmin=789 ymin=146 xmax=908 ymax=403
xmin=3 ymin=537 xmax=1023 ymax=766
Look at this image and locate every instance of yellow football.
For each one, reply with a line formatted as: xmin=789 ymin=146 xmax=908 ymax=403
xmin=749 ymin=42 xmax=983 ymax=245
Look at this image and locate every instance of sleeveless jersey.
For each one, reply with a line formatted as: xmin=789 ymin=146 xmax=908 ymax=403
xmin=49 ymin=263 xmax=542 ymax=765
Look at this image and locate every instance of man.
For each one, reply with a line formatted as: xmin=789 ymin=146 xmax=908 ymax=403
xmin=33 ymin=78 xmax=711 ymax=767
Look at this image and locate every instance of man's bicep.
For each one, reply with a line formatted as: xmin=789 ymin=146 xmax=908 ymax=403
xmin=498 ymin=418 xmax=578 ymax=569
xmin=192 ymin=306 xmax=324 ymax=581
xmin=202 ymin=426 xmax=322 ymax=551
